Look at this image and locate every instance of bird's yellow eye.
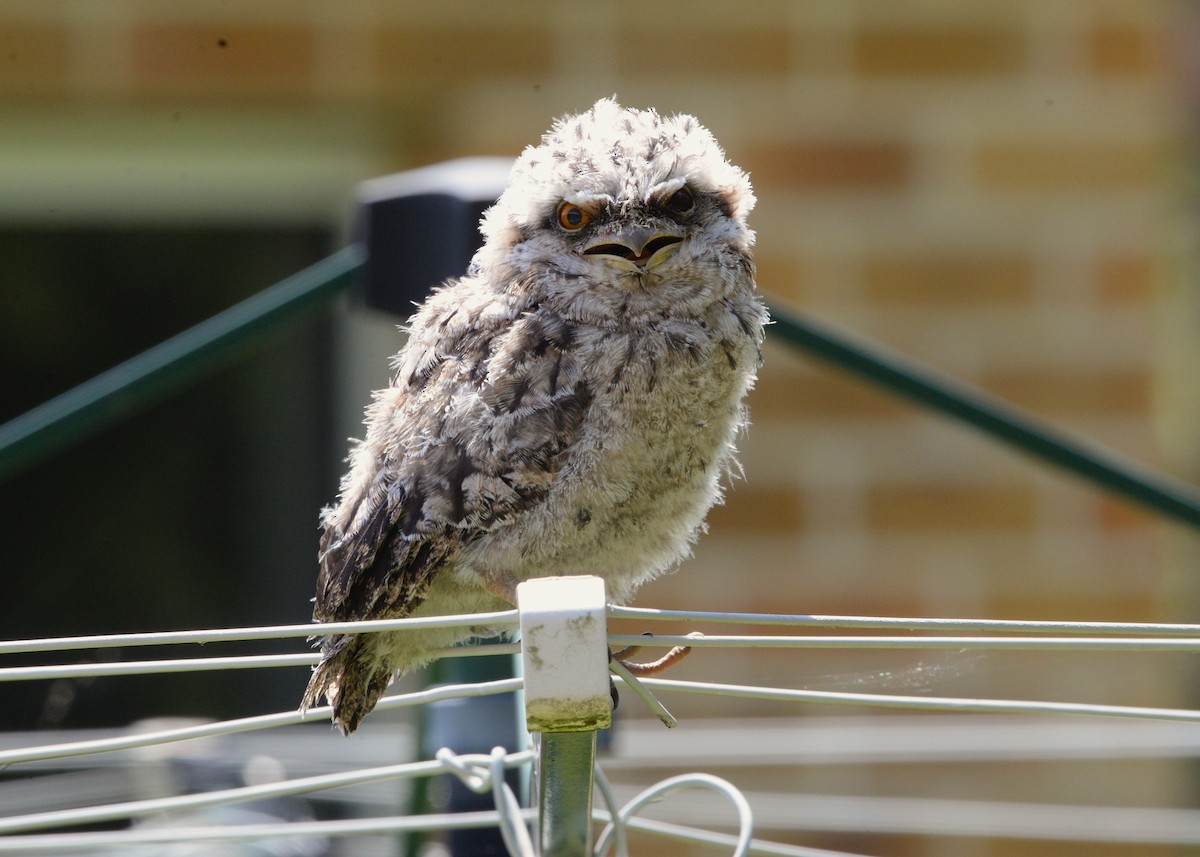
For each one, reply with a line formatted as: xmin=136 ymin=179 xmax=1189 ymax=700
xmin=556 ymin=202 xmax=591 ymax=232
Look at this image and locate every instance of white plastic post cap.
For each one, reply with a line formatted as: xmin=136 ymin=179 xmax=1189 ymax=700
xmin=517 ymin=575 xmax=612 ymax=733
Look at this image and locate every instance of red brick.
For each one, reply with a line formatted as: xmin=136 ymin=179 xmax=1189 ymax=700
xmin=0 ymin=23 xmax=69 ymax=97
xmin=1095 ymin=254 xmax=1154 ymax=303
xmin=616 ymin=28 xmax=790 ymax=77
xmin=1088 ymin=21 xmax=1162 ymax=77
xmin=987 ymin=592 xmax=1160 ymax=626
xmin=854 ymin=25 xmax=1026 ymax=77
xmin=131 ymin=24 xmax=315 ymax=98
xmin=752 ymin=253 xmax=807 ymax=304
xmin=706 ymin=486 xmax=803 ymax=535
xmin=378 ymin=25 xmax=554 ymax=84
xmin=864 ymin=252 xmax=1035 ymax=306
xmin=749 ymin=362 xmax=910 ymax=420
xmin=768 ymin=593 xmax=930 ymax=624
xmin=866 ymin=484 xmax=1039 ymax=532
xmin=748 ymin=141 xmax=913 ymax=191
xmin=1095 ymin=494 xmax=1159 ymax=533
xmin=981 ymin=370 xmax=1151 ymax=417
xmin=973 ymin=141 xmax=1155 ymax=192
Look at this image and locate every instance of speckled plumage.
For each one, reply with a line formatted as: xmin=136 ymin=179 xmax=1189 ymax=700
xmin=302 ymin=98 xmax=767 ymax=733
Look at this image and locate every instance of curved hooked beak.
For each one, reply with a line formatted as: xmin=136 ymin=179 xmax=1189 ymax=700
xmin=582 ymin=226 xmax=684 ymax=271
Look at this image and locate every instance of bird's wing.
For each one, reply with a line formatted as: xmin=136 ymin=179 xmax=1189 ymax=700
xmin=313 ymin=296 xmax=591 ymax=625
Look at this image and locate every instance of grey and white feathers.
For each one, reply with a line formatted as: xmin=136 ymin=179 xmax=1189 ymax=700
xmin=302 ymin=98 xmax=767 ymax=733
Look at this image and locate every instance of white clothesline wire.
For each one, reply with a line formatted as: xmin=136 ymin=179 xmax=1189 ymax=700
xmin=5 ymin=601 xmax=1200 ymax=856
xmin=1 ymin=605 xmax=1197 ymax=744
xmin=0 ymin=653 xmax=320 ymax=682
xmin=0 ymin=610 xmax=521 ymax=656
xmin=607 ymin=605 xmax=1200 ymax=636
xmin=0 ymin=748 xmax=532 ymax=836
xmin=0 ymin=811 xmax=531 ymax=854
xmin=0 ymin=808 xmax=860 ymax=857
xmin=5 ymin=668 xmax=1199 ymax=781
xmin=3 ymin=604 xmax=1196 ymax=686
xmin=627 ymin=676 xmax=1200 ymax=723
xmin=0 ymin=643 xmax=522 ymax=683
xmin=2 ymin=631 xmax=1194 ymax=685
xmin=5 ymin=784 xmax=1196 ymax=853
xmin=4 ymin=605 xmax=1197 ymax=660
xmin=0 ymin=677 xmax=523 ymax=767
xmin=10 ymin=724 xmax=1198 ymax=854
xmin=0 ymin=743 xmax=861 ymax=857
xmin=594 ymin=771 xmax=753 ymax=857
xmin=608 ymin=633 xmax=1200 ymax=652
xmin=0 ymin=735 xmax=861 ymax=857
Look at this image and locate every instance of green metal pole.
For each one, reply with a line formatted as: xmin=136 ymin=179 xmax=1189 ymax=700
xmin=767 ymin=300 xmax=1200 ymax=530
xmin=537 ymin=731 xmax=596 ymax=856
xmin=0 ymin=245 xmax=364 ymax=484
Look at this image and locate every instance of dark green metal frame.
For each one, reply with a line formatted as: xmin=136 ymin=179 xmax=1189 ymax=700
xmin=2 ymin=245 xmax=1198 ymax=530
xmin=769 ymin=310 xmax=1200 ymax=529
xmin=0 ymin=245 xmax=363 ymax=485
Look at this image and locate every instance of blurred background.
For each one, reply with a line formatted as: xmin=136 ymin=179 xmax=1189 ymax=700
xmin=1 ymin=2 xmax=1198 ymax=855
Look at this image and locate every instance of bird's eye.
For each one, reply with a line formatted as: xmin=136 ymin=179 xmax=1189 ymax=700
xmin=664 ymin=186 xmax=695 ymax=215
xmin=556 ymin=202 xmax=591 ymax=232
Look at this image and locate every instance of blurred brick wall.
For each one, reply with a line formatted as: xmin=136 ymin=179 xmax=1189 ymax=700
xmin=1 ymin=2 xmax=1195 ymax=855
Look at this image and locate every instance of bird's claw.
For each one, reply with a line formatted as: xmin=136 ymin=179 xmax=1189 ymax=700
xmin=613 ymin=643 xmax=694 ymax=676
xmin=610 ymin=632 xmax=697 ymax=677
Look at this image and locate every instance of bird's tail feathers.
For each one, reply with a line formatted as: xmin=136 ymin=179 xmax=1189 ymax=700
xmin=300 ymin=634 xmax=395 ymax=735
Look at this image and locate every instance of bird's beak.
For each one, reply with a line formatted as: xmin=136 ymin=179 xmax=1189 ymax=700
xmin=582 ymin=226 xmax=684 ymax=271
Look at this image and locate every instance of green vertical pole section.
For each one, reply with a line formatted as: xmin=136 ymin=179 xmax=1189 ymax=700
xmin=766 ymin=300 xmax=1200 ymax=531
xmin=0 ymin=244 xmax=365 ymax=484
xmin=537 ymin=731 xmax=596 ymax=856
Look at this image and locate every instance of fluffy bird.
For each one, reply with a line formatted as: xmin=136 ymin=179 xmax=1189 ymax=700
xmin=302 ymin=98 xmax=767 ymax=733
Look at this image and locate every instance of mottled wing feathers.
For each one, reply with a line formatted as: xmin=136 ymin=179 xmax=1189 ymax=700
xmin=304 ymin=296 xmax=598 ymax=729
xmin=311 ymin=298 xmax=593 ymax=629
xmin=314 ymin=494 xmax=391 ymax=614
xmin=314 ymin=491 xmax=448 ymax=622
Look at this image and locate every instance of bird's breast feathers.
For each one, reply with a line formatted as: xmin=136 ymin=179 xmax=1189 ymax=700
xmin=446 ymin=283 xmax=766 ymax=598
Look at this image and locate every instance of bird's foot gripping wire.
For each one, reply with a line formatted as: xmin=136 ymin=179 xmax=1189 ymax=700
xmin=608 ymin=632 xmax=702 ymax=727
xmin=610 ymin=634 xmax=695 ymax=676
xmin=607 ymin=645 xmax=691 ymax=713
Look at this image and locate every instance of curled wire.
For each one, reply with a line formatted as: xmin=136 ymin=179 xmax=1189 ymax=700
xmin=594 ymin=772 xmax=754 ymax=857
xmin=435 ymin=746 xmax=535 ymax=857
xmin=592 ymin=766 xmax=629 ymax=857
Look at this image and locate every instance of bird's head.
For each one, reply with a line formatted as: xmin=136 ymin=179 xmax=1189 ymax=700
xmin=472 ymin=98 xmax=755 ymax=310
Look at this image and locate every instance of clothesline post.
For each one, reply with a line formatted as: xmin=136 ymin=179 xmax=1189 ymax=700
xmin=517 ymin=576 xmax=612 ymax=856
